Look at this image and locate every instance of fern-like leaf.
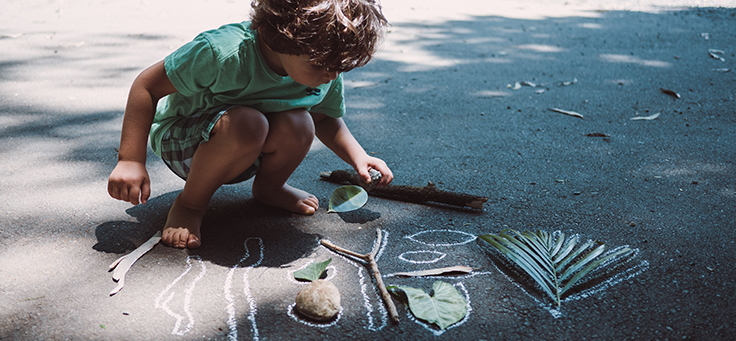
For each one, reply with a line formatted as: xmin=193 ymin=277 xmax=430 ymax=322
xmin=478 ymin=230 xmax=633 ymax=308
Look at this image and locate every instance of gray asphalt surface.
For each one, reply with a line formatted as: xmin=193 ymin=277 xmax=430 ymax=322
xmin=1 ymin=0 xmax=735 ymax=340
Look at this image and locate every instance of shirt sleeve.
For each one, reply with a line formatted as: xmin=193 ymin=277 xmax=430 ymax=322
xmin=310 ymin=74 xmax=345 ymax=118
xmin=164 ymin=35 xmax=219 ymax=97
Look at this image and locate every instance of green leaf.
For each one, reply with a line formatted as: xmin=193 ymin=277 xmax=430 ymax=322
xmin=479 ymin=230 xmax=635 ymax=308
xmin=293 ymin=258 xmax=332 ymax=282
xmin=328 ymin=185 xmax=368 ymax=213
xmin=390 ymin=281 xmax=467 ymax=330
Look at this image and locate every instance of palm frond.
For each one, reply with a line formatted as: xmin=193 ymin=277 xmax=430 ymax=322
xmin=478 ymin=229 xmax=633 ymax=308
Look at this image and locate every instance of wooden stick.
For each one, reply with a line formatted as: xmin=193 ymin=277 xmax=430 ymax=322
xmin=320 ymin=228 xmax=400 ymax=324
xmin=320 ymin=170 xmax=489 ymax=210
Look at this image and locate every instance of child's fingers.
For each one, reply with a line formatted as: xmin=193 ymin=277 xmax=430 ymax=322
xmin=140 ymin=181 xmax=151 ymax=205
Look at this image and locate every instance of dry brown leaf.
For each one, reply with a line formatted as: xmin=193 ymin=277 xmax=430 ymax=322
xmin=660 ymin=88 xmax=680 ymax=98
xmin=630 ymin=112 xmax=660 ymax=121
xmin=391 ymin=265 xmax=474 ymax=277
xmin=549 ymin=108 xmax=584 ymax=119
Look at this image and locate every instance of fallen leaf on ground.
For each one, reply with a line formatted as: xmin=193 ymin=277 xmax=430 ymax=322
xmin=709 ymin=52 xmax=726 ymax=62
xmin=630 ymin=113 xmax=660 ymax=121
xmin=660 ymin=88 xmax=680 ymax=98
xmin=389 ymin=281 xmax=467 ymax=330
xmin=391 ymin=266 xmax=474 ymax=277
xmin=549 ymin=108 xmax=584 ymax=119
xmin=560 ymin=78 xmax=578 ymax=86
xmin=328 ymin=185 xmax=368 ymax=213
xmin=294 ymin=258 xmax=332 ymax=282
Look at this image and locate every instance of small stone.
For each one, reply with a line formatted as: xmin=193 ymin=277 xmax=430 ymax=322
xmin=295 ymin=280 xmax=341 ymax=321
xmin=359 ymin=169 xmax=382 ymax=191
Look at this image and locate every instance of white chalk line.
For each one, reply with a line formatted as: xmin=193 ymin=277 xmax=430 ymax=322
xmin=323 ymin=231 xmax=390 ymax=331
xmin=287 ymin=303 xmax=343 ymax=328
xmin=405 ymin=229 xmax=476 ymax=247
xmin=485 ymin=244 xmax=649 ymax=318
xmin=225 ymin=237 xmax=264 ymax=341
xmin=154 ymin=255 xmax=207 ymax=336
xmin=398 ymin=250 xmax=447 ymax=264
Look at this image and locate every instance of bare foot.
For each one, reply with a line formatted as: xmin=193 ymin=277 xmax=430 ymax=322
xmin=252 ymin=183 xmax=319 ymax=215
xmin=161 ymin=197 xmax=206 ymax=249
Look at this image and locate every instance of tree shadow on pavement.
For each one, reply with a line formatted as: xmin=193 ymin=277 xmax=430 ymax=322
xmin=93 ymin=189 xmax=322 ymax=268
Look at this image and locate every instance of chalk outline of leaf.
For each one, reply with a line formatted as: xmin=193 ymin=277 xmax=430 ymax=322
xmin=293 ymin=258 xmax=332 ymax=282
xmin=328 ymin=185 xmax=368 ymax=213
xmin=478 ymin=230 xmax=632 ymax=308
xmin=388 ymin=281 xmax=467 ymax=330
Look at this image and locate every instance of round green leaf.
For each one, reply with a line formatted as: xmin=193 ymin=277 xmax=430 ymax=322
xmin=391 ymin=281 xmax=467 ymax=330
xmin=328 ymin=185 xmax=368 ymax=213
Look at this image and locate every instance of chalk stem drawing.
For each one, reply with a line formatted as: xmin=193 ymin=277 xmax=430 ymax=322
xmin=321 ymin=228 xmax=400 ymax=324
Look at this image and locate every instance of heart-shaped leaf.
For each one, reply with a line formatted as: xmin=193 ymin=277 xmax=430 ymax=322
xmin=328 ymin=185 xmax=368 ymax=213
xmin=389 ymin=281 xmax=467 ymax=330
xmin=293 ymin=258 xmax=332 ymax=282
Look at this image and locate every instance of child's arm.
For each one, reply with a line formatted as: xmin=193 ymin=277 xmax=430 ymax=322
xmin=311 ymin=113 xmax=393 ymax=187
xmin=108 ymin=60 xmax=177 ymax=205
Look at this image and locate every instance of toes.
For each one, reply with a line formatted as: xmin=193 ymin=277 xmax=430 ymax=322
xmin=187 ymin=234 xmax=201 ymax=249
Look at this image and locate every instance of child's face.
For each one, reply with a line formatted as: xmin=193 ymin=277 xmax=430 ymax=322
xmin=279 ymin=54 xmax=339 ymax=88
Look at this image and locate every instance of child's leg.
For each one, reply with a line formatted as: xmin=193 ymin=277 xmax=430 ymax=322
xmin=162 ymin=106 xmax=268 ymax=249
xmin=252 ymin=109 xmax=319 ymax=215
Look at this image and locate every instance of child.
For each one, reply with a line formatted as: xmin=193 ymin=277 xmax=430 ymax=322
xmin=107 ymin=0 xmax=393 ymax=249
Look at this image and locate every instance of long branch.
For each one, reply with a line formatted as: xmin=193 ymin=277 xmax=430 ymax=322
xmin=320 ymin=229 xmax=400 ymax=324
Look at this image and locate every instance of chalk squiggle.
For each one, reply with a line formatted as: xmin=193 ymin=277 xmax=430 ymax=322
xmin=155 ymin=255 xmax=207 ymax=336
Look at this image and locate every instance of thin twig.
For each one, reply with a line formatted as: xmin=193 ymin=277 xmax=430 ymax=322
xmin=320 ymin=228 xmax=400 ymax=324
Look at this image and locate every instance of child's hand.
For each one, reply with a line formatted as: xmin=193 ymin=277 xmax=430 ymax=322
xmin=355 ymin=156 xmax=393 ymax=187
xmin=108 ymin=160 xmax=151 ymax=205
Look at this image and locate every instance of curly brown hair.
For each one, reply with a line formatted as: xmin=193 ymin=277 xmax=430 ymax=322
xmin=250 ymin=0 xmax=387 ymax=73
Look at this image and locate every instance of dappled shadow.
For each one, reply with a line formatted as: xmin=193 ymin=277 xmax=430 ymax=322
xmin=2 ymin=4 xmax=736 ymax=340
xmin=93 ymin=190 xmax=321 ymax=268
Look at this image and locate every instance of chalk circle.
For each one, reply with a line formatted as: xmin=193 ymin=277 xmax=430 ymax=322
xmin=287 ymin=302 xmax=342 ymax=328
xmin=398 ymin=250 xmax=447 ymax=264
xmin=405 ymin=230 xmax=477 ymax=246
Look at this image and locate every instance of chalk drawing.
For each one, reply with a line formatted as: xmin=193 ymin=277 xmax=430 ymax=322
xmin=483 ymin=239 xmax=649 ymax=318
xmin=405 ymin=229 xmax=476 ymax=246
xmin=398 ymin=250 xmax=447 ymax=264
xmin=155 ymin=255 xmax=207 ymax=336
xmin=287 ymin=303 xmax=343 ymax=327
xmin=224 ymin=237 xmax=264 ymax=341
xmin=321 ymin=230 xmax=391 ymax=331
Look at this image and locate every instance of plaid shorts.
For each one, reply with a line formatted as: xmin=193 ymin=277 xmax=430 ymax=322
xmin=158 ymin=105 xmax=261 ymax=184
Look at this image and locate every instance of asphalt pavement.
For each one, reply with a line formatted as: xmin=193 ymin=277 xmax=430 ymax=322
xmin=1 ymin=0 xmax=735 ymax=340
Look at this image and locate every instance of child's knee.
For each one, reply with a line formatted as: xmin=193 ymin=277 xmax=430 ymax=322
xmin=270 ymin=109 xmax=315 ymax=144
xmin=216 ymin=106 xmax=269 ymax=146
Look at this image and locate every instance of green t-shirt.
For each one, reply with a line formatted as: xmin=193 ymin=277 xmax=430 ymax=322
xmin=150 ymin=21 xmax=345 ymax=156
